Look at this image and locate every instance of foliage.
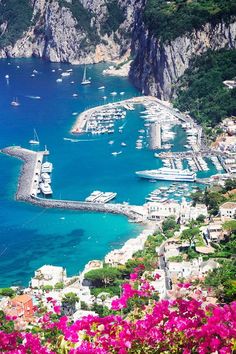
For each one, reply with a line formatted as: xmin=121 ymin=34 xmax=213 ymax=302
xmin=62 ymin=292 xmax=79 ymax=305
xmin=174 ymin=50 xmax=236 ymax=128
xmin=42 ymin=285 xmax=53 ymax=292
xmin=0 ymin=288 xmax=15 ymax=298
xmin=223 ymin=219 xmax=236 ymax=233
xmin=162 ymin=215 xmax=179 ymax=234
xmin=90 ymin=286 xmax=120 ymax=297
xmin=168 ymin=255 xmax=183 ymax=262
xmin=181 ymin=226 xmax=200 ymax=246
xmin=0 ymin=0 xmax=33 ymax=47
xmin=204 ymin=259 xmax=236 ymax=303
xmin=59 ymin=0 xmax=99 ymax=44
xmin=54 ymin=282 xmax=64 ymax=290
xmin=191 ymin=186 xmax=227 ymax=215
xmin=101 ymin=0 xmax=125 ymax=36
xmin=196 ymin=214 xmax=206 ymax=223
xmin=84 ymin=267 xmax=122 ymax=288
xmin=144 ymin=0 xmax=236 ymax=42
xmin=224 ymin=178 xmax=236 ymax=192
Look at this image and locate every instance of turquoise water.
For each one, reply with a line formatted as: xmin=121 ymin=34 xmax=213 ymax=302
xmin=0 ymin=58 xmax=217 ymax=287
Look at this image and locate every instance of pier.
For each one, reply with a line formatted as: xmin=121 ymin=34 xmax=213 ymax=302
xmin=1 ymin=146 xmax=144 ymax=222
xmin=149 ymin=123 xmax=161 ymax=150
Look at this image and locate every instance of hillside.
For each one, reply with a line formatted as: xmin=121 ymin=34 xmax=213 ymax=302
xmin=144 ymin=0 xmax=236 ymax=41
xmin=174 ymin=49 xmax=236 ymax=127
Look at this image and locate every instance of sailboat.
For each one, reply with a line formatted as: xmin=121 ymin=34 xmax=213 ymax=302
xmin=11 ymin=97 xmax=20 ymax=107
xmin=81 ymin=65 xmax=91 ymax=85
xmin=29 ymin=129 xmax=40 ymax=145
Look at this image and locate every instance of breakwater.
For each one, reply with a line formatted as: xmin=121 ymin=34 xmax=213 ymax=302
xmin=1 ymin=146 xmax=144 ymax=221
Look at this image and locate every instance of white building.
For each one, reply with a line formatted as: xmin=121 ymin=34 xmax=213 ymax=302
xmin=145 ymin=199 xmax=207 ymax=223
xmin=30 ymin=265 xmax=67 ymax=288
xmin=220 ymin=202 xmax=236 ymax=220
xmin=168 ymin=258 xmax=219 ymax=282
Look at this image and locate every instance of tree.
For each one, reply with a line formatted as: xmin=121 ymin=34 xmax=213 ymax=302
xmin=42 ymin=285 xmax=53 ymax=292
xmin=223 ymin=220 xmax=236 ymax=234
xmin=162 ymin=216 xmax=179 ymax=234
xmin=54 ymin=282 xmax=64 ymax=290
xmin=0 ymin=288 xmax=15 ymax=298
xmin=62 ymin=292 xmax=79 ymax=305
xmin=181 ymin=227 xmax=200 ymax=247
xmin=224 ymin=179 xmax=236 ymax=192
xmin=196 ymin=214 xmax=206 ymax=223
xmin=84 ymin=267 xmax=121 ymax=288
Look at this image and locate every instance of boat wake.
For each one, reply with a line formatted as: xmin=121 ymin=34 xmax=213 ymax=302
xmin=63 ymin=137 xmax=98 ymax=142
xmin=26 ymin=95 xmax=41 ymax=100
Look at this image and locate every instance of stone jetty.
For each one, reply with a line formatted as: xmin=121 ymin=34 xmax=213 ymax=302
xmin=1 ymin=146 xmax=144 ymax=221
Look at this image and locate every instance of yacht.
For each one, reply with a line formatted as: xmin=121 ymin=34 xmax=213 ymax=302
xmin=41 ymin=161 xmax=53 ymax=173
xmin=98 ymin=86 xmax=105 ymax=90
xmin=39 ymin=182 xmax=52 ymax=195
xmin=85 ymin=191 xmax=103 ymax=202
xmin=29 ymin=129 xmax=40 ymax=145
xmin=61 ymin=72 xmax=70 ymax=77
xmin=136 ymin=167 xmax=196 ymax=182
xmin=56 ymin=78 xmax=62 ymax=82
xmin=11 ymin=97 xmax=20 ymax=107
xmin=81 ymin=65 xmax=91 ymax=85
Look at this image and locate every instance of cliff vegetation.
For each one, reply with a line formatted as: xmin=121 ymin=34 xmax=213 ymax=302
xmin=144 ymin=0 xmax=236 ymax=41
xmin=0 ymin=0 xmax=33 ymax=47
xmin=174 ymin=49 xmax=236 ymax=127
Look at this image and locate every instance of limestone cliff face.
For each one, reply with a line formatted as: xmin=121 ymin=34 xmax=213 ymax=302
xmin=0 ymin=0 xmax=142 ymax=64
xmin=130 ymin=19 xmax=236 ymax=100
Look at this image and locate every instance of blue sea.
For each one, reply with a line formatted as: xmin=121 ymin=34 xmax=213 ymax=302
xmin=0 ymin=59 xmax=217 ymax=287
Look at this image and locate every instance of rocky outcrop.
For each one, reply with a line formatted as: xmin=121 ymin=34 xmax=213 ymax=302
xmin=130 ymin=19 xmax=236 ymax=100
xmin=0 ymin=0 xmax=142 ymax=64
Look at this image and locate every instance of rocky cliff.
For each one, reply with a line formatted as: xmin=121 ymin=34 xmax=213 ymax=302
xmin=0 ymin=0 xmax=142 ymax=64
xmin=130 ymin=19 xmax=236 ymax=100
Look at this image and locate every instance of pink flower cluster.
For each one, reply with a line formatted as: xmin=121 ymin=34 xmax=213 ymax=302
xmin=0 ymin=270 xmax=235 ymax=353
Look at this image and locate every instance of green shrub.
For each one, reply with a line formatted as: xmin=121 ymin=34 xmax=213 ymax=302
xmin=0 ymin=0 xmax=33 ymax=47
xmin=101 ymin=1 xmax=125 ymax=36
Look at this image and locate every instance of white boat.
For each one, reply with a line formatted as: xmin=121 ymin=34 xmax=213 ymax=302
xmin=41 ymin=161 xmax=53 ymax=173
xmin=41 ymin=172 xmax=51 ymax=184
xmin=121 ymin=142 xmax=127 ymax=147
xmin=136 ymin=167 xmax=196 ymax=182
xmin=11 ymin=98 xmax=20 ymax=107
xmin=56 ymin=78 xmax=62 ymax=82
xmin=112 ymin=151 xmax=122 ymax=156
xmin=85 ymin=191 xmax=103 ymax=202
xmin=81 ymin=65 xmax=91 ymax=85
xmin=120 ymin=92 xmax=125 ymax=95
xmin=5 ymin=74 xmax=9 ymax=79
xmin=110 ymin=91 xmax=117 ymax=96
xmin=98 ymin=86 xmax=105 ymax=90
xmin=61 ymin=72 xmax=70 ymax=77
xmin=39 ymin=182 xmax=52 ymax=195
xmin=95 ymin=192 xmax=117 ymax=203
xmin=29 ymin=129 xmax=40 ymax=145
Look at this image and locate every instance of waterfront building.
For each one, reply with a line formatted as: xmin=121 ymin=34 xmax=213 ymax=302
xmin=219 ymin=202 xmax=236 ymax=220
xmin=144 ymin=199 xmax=207 ymax=223
xmin=30 ymin=265 xmax=67 ymax=288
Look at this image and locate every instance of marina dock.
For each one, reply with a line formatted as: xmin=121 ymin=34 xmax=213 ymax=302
xmin=1 ymin=146 xmax=143 ymax=222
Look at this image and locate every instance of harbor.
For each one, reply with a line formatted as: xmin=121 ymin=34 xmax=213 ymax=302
xmin=1 ymin=146 xmax=144 ymax=222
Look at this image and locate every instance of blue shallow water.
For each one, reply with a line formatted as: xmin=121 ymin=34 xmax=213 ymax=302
xmin=0 ymin=58 xmax=218 ymax=287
